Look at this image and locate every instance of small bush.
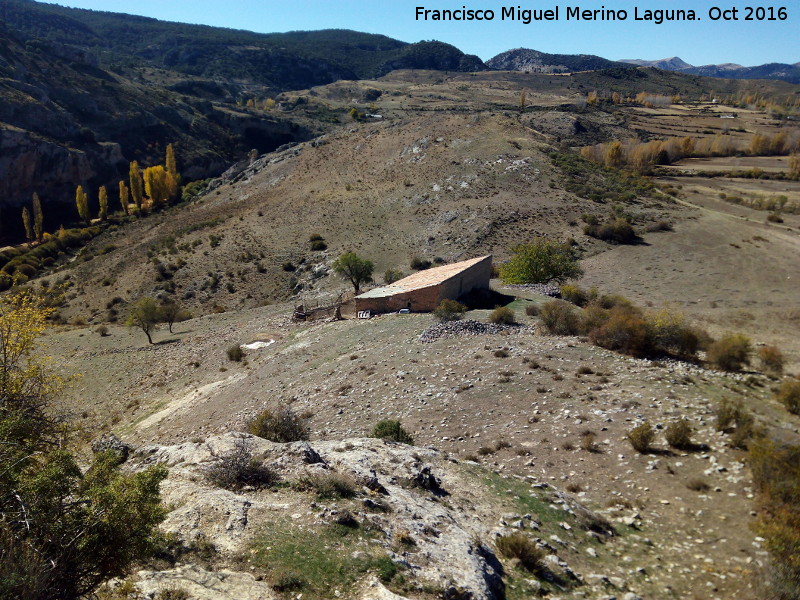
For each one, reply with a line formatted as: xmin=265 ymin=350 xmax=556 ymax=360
xmin=227 ymin=345 xmax=245 ymax=361
xmin=776 ymin=379 xmax=800 ymax=415
xmin=715 ymin=399 xmax=747 ymax=432
xmin=665 ymin=419 xmax=693 ymax=450
xmin=686 ymin=479 xmax=711 ymax=492
xmin=585 ymin=218 xmax=637 ymax=244
xmin=758 ymin=345 xmax=784 ymax=376
xmin=410 ymin=257 xmax=432 ymax=270
xmin=158 ymin=587 xmax=191 ymax=600
xmin=295 ymin=472 xmax=356 ymax=499
xmin=645 ymin=220 xmax=673 ymax=232
xmin=309 ymin=234 xmax=324 ymax=242
xmin=496 ymin=534 xmax=546 ymax=574
xmin=559 ymin=284 xmax=588 ymax=307
xmin=539 ymin=299 xmax=583 ymax=335
xmin=626 ymin=421 xmax=655 ymax=453
xmin=589 ymin=305 xmax=651 ymax=358
xmin=707 ymin=333 xmax=752 ymax=372
xmin=204 ymin=438 xmax=277 ymax=490
xmin=749 ymin=437 xmax=800 ymax=597
xmin=493 ymin=349 xmax=509 ymax=358
xmin=384 ymin=269 xmax=404 ymax=284
xmin=433 ymin=299 xmax=467 ymax=322
xmin=310 ymin=240 xmax=327 ymax=251
xmin=372 ymin=420 xmax=414 ymax=444
xmin=524 ymin=304 xmax=539 ymax=317
xmin=488 ymin=306 xmax=516 ymax=325
xmin=580 ymin=431 xmax=600 ymax=453
xmin=249 ymin=407 xmax=310 ymax=442
xmin=646 ymin=308 xmax=702 ymax=359
xmin=766 ymin=213 xmax=784 ymax=223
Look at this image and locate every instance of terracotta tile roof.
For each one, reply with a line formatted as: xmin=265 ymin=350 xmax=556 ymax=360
xmin=357 ymin=255 xmax=491 ymax=299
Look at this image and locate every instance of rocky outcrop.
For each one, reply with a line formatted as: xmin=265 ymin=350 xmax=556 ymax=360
xmin=126 ymin=434 xmax=514 ymax=599
xmin=0 ymin=127 xmax=125 ymax=209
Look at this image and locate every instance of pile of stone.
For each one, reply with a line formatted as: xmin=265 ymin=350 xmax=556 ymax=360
xmin=419 ymin=319 xmax=527 ymax=343
xmin=501 ymin=283 xmax=561 ymax=297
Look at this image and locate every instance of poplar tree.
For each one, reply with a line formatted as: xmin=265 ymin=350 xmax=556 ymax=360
xmin=119 ymin=180 xmax=130 ymax=215
xmin=21 ymin=207 xmax=33 ymax=242
xmin=32 ymin=192 xmax=44 ymax=241
xmin=143 ymin=165 xmax=170 ymax=206
xmin=165 ymin=144 xmax=180 ymax=200
xmin=75 ymin=185 xmax=89 ymax=223
xmin=98 ymin=185 xmax=108 ymax=221
xmin=129 ymin=161 xmax=144 ymax=212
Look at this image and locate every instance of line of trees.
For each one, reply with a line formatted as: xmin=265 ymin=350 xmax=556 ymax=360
xmin=20 ymin=144 xmax=183 ymax=245
xmin=580 ymin=130 xmax=800 ymax=174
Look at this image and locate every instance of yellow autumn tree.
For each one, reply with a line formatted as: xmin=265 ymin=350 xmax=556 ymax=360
xmin=164 ymin=144 xmax=180 ymax=200
xmin=604 ymin=141 xmax=624 ymax=169
xmin=98 ymin=185 xmax=108 ymax=221
xmin=129 ymin=160 xmax=144 ymax=212
xmin=143 ymin=165 xmax=171 ymax=206
xmin=21 ymin=207 xmax=33 ymax=243
xmin=32 ymin=192 xmax=44 ymax=241
xmin=679 ymin=136 xmax=695 ymax=158
xmin=0 ymin=292 xmax=57 ymax=404
xmin=119 ymin=180 xmax=130 ymax=215
xmin=789 ymin=153 xmax=800 ymax=179
xmin=75 ymin=185 xmax=89 ymax=223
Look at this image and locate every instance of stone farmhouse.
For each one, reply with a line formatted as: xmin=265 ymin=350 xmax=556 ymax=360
xmin=355 ymin=255 xmax=492 ymax=314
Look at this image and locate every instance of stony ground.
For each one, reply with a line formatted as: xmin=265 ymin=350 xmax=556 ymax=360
xmin=46 ymin=287 xmax=800 ymax=600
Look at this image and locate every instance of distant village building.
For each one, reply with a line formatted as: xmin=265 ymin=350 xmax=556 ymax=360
xmin=355 ymin=255 xmax=492 ymax=314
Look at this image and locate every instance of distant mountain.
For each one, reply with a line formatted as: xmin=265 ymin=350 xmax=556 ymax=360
xmin=487 ymin=48 xmax=633 ymax=73
xmin=620 ymin=57 xmax=693 ymax=70
xmin=620 ymin=57 xmax=800 ymax=84
xmin=1 ymin=0 xmax=485 ymax=92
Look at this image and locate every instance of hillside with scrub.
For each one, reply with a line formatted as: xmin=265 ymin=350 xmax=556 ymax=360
xmin=0 ymin=11 xmax=799 ymax=600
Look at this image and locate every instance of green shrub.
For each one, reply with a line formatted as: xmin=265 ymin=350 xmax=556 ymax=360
xmin=597 ymin=294 xmax=633 ymax=310
xmin=495 ymin=534 xmax=546 ymax=574
xmin=410 ymin=257 xmax=431 ymax=270
xmin=14 ymin=263 xmax=37 ymax=278
xmin=749 ymin=437 xmax=800 ymax=598
xmin=707 ymin=333 xmax=752 ymax=372
xmin=204 ymin=437 xmax=276 ymax=490
xmin=758 ymin=345 xmax=784 ymax=376
xmin=372 ymin=420 xmax=414 ymax=444
xmin=559 ymin=284 xmax=588 ymax=306
xmin=488 ymin=306 xmax=516 ymax=325
xmin=158 ymin=587 xmax=191 ymax=600
xmin=249 ymin=408 xmax=310 ymax=442
xmin=626 ymin=421 xmax=655 ymax=453
xmin=310 ymin=240 xmax=327 ymax=251
xmin=715 ymin=399 xmax=747 ymax=432
xmin=295 ymin=472 xmax=356 ymax=499
xmin=226 ymin=344 xmax=245 ymax=362
xmin=499 ymin=238 xmax=582 ymax=284
xmin=776 ymin=379 xmax=800 ymax=415
xmin=433 ymin=299 xmax=467 ymax=323
xmin=539 ymin=299 xmax=583 ymax=335
xmin=645 ymin=308 xmax=702 ymax=359
xmin=585 ymin=217 xmax=637 ymax=244
xmin=665 ymin=419 xmax=693 ymax=450
xmin=384 ymin=269 xmax=404 ymax=284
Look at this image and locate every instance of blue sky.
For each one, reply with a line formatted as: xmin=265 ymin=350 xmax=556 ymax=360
xmin=36 ymin=1 xmax=797 ymax=67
